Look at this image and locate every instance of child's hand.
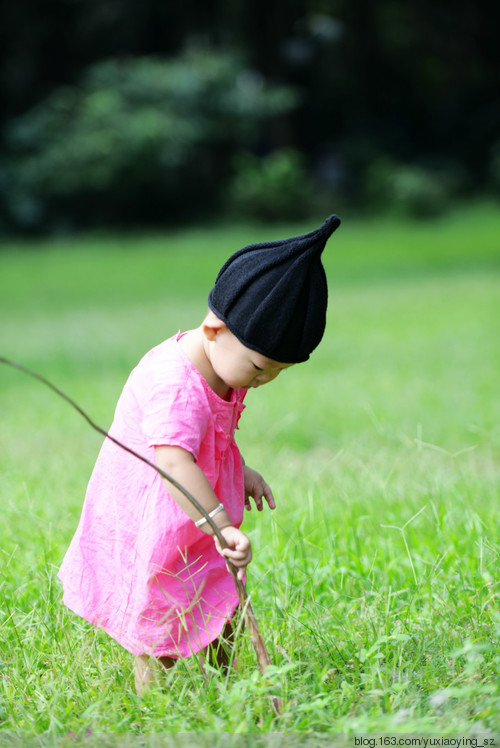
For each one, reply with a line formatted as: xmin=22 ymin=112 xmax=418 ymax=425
xmin=243 ymin=465 xmax=276 ymax=512
xmin=214 ymin=526 xmax=252 ymax=581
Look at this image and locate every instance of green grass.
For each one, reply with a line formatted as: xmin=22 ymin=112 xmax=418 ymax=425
xmin=1 ymin=201 xmax=499 ymax=739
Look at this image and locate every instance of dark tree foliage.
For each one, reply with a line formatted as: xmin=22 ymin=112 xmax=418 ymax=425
xmin=1 ymin=0 xmax=499 ymax=231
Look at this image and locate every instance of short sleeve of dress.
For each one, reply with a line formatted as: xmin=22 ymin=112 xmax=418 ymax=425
xmin=132 ymin=346 xmax=210 ymax=459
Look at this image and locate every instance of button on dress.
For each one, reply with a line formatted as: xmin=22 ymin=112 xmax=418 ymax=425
xmin=58 ymin=333 xmax=247 ymax=657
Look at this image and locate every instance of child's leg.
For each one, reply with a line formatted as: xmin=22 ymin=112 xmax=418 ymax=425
xmin=209 ymin=618 xmax=235 ymax=669
xmin=135 ymin=616 xmax=240 ymax=692
xmin=203 ymin=616 xmax=242 ymax=672
xmin=134 ymin=654 xmax=175 ymax=696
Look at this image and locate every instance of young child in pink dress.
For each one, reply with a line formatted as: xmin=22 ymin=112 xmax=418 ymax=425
xmin=58 ymin=214 xmax=340 ymax=693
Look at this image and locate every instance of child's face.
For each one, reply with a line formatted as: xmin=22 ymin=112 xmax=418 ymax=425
xmin=206 ymin=323 xmax=293 ymax=391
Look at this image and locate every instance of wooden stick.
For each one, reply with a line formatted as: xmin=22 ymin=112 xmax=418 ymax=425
xmin=0 ymin=356 xmax=282 ymax=715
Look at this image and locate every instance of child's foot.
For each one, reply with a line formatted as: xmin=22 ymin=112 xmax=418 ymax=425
xmin=134 ymin=655 xmax=175 ymax=696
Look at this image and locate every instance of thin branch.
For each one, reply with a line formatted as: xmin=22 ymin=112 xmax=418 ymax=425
xmin=0 ymin=356 xmax=282 ymax=715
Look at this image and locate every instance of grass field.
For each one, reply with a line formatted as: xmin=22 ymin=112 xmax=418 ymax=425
xmin=0 ymin=202 xmax=499 ymax=740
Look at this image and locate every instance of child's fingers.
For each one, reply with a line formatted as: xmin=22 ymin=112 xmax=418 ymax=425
xmin=221 ymin=546 xmax=251 ymax=563
xmin=221 ymin=557 xmax=246 ymax=580
xmin=221 ymin=549 xmax=251 ymax=580
xmin=222 ymin=552 xmax=250 ymax=566
xmin=243 ymin=466 xmax=276 ymax=512
xmin=251 ymin=491 xmax=264 ymax=511
xmin=245 ymin=483 xmax=275 ymax=511
xmin=214 ymin=528 xmax=252 ymax=566
xmin=262 ymin=482 xmax=276 ymax=510
xmin=219 ymin=545 xmax=252 ymax=572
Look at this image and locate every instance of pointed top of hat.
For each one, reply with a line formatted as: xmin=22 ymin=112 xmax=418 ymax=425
xmin=208 ymin=214 xmax=341 ymax=363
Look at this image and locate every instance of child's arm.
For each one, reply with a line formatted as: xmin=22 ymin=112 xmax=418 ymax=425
xmin=155 ymin=445 xmax=251 ymax=580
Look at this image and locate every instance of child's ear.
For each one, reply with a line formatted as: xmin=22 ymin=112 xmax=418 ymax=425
xmin=202 ymin=311 xmax=227 ymax=342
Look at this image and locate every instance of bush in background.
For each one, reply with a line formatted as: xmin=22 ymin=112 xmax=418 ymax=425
xmin=364 ymin=157 xmax=455 ymax=218
xmin=228 ymin=148 xmax=315 ymax=222
xmin=0 ymin=50 xmax=298 ymax=233
xmin=489 ymin=141 xmax=500 ymax=195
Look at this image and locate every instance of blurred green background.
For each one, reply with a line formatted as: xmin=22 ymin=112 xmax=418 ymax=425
xmin=0 ymin=0 xmax=499 ymax=234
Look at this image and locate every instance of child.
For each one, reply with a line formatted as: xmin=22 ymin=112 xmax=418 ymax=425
xmin=58 ymin=214 xmax=341 ymax=693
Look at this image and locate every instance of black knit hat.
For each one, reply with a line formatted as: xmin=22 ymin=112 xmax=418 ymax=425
xmin=208 ymin=214 xmax=341 ymax=363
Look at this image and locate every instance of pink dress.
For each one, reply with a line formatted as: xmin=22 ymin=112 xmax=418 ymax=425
xmin=58 ymin=332 xmax=247 ymax=658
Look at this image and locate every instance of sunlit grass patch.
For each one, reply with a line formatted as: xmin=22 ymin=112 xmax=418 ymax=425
xmin=1 ymin=203 xmax=499 ymax=734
